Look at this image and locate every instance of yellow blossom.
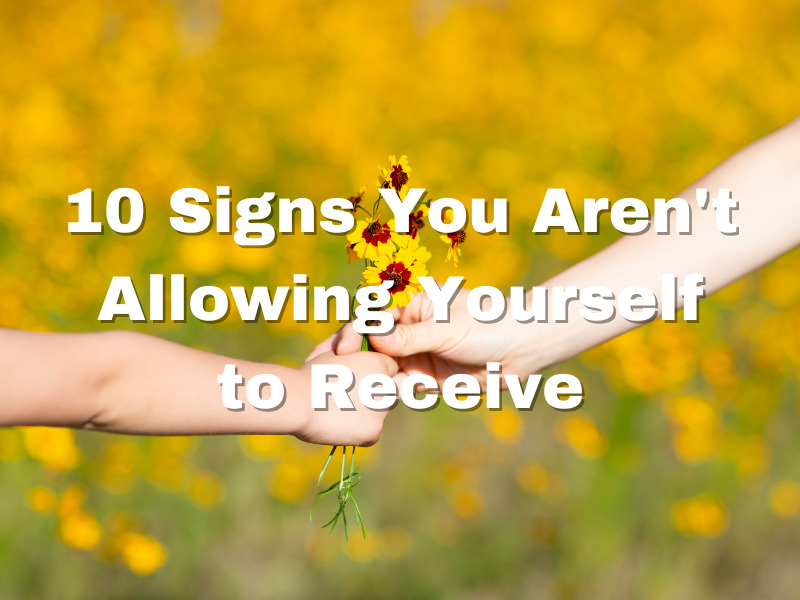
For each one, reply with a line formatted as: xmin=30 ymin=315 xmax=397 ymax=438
xmin=671 ymin=494 xmax=728 ymax=537
xmin=440 ymin=228 xmax=467 ymax=266
xmin=400 ymin=202 xmax=429 ymax=240
xmin=449 ymin=489 xmax=484 ymax=520
xmin=486 ymin=410 xmax=523 ymax=444
xmin=376 ymin=155 xmax=411 ymax=196
xmin=27 ymin=486 xmax=57 ymax=514
xmin=557 ymin=415 xmax=607 ymax=459
xmin=22 ymin=427 xmax=81 ymax=471
xmin=346 ymin=185 xmax=367 ymax=213
xmin=362 ymin=246 xmax=429 ymax=309
xmin=346 ymin=217 xmax=394 ymax=261
xmin=59 ymin=512 xmax=103 ymax=550
xmin=118 ymin=532 xmax=168 ymax=576
xmin=188 ymin=472 xmax=225 ymax=507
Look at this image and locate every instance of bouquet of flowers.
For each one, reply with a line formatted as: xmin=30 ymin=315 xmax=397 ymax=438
xmin=310 ymin=156 xmax=468 ymax=538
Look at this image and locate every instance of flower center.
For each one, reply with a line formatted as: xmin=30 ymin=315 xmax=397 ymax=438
xmin=381 ymin=262 xmax=411 ymax=291
xmin=449 ymin=229 xmax=467 ymax=244
xmin=368 ymin=221 xmax=384 ymax=235
xmin=388 ymin=272 xmax=404 ymax=287
xmin=390 ymin=165 xmax=409 ymax=191
xmin=348 ymin=194 xmax=362 ymax=210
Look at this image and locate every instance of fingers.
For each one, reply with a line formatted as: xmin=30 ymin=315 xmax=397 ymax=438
xmin=333 ymin=322 xmax=363 ymax=355
xmin=332 ymin=294 xmax=439 ymax=356
xmin=307 ymin=348 xmax=398 ymax=376
xmin=353 ymin=350 xmax=399 ymax=376
xmin=391 ymin=371 xmax=409 ymax=394
xmin=368 ymin=321 xmax=440 ymax=358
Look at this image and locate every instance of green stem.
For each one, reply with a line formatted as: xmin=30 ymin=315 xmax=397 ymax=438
xmin=349 ymin=285 xmax=361 ymax=321
xmin=421 ymin=232 xmax=439 ymax=245
xmin=317 ymin=446 xmax=337 ymax=486
xmin=339 ymin=446 xmax=346 ymax=491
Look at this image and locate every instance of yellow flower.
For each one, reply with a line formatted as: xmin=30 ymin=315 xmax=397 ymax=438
xmin=440 ymin=225 xmax=467 ymax=266
xmin=59 ymin=512 xmax=103 ymax=550
xmin=271 ymin=460 xmax=309 ymax=503
xmin=394 ymin=232 xmax=432 ymax=262
xmin=55 ymin=484 xmax=104 ymax=550
xmin=486 ymin=410 xmax=523 ymax=444
xmin=27 ymin=486 xmax=57 ymax=514
xmin=118 ymin=532 xmax=167 ymax=576
xmin=401 ymin=202 xmax=428 ymax=240
xmin=189 ymin=472 xmax=225 ymax=507
xmin=22 ymin=427 xmax=81 ymax=471
xmin=346 ymin=217 xmax=394 ymax=262
xmin=557 ymin=415 xmax=607 ymax=459
xmin=671 ymin=494 xmax=728 ymax=537
xmin=345 ymin=239 xmax=359 ymax=263
xmin=362 ymin=246 xmax=429 ymax=309
xmin=376 ymin=155 xmax=411 ymax=195
xmin=449 ymin=489 xmax=484 ymax=520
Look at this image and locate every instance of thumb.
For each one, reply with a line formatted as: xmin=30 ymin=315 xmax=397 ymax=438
xmin=333 ymin=322 xmax=362 ymax=355
xmin=369 ymin=321 xmax=441 ymax=358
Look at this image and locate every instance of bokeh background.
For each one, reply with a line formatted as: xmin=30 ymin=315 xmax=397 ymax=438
xmin=1 ymin=0 xmax=800 ymax=598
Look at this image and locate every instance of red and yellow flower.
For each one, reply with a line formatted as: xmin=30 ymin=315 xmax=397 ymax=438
xmin=363 ymin=245 xmax=429 ymax=309
xmin=403 ymin=203 xmax=428 ymax=240
xmin=440 ymin=229 xmax=466 ymax=266
xmin=438 ymin=208 xmax=466 ymax=266
xmin=346 ymin=186 xmax=367 ymax=213
xmin=346 ymin=216 xmax=394 ymax=261
xmin=376 ymin=155 xmax=412 ymax=197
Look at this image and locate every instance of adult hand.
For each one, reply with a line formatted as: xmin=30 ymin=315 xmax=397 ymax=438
xmin=307 ymin=288 xmax=534 ymax=389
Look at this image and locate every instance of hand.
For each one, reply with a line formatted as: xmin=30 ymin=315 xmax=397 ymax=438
xmin=292 ymin=351 xmax=400 ymax=447
xmin=308 ymin=287 xmax=533 ymax=390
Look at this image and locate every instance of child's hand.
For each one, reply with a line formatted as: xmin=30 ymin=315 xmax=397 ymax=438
xmin=292 ymin=351 xmax=401 ymax=447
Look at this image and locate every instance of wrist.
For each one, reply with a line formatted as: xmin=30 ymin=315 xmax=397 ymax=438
xmin=87 ymin=330 xmax=141 ymax=431
xmin=499 ymin=296 xmax=587 ymax=376
xmin=283 ymin=364 xmax=314 ymax=439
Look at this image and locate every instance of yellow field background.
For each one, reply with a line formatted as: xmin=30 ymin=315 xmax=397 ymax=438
xmin=1 ymin=0 xmax=800 ymax=598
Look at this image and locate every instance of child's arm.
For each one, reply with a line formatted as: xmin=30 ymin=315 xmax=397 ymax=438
xmin=0 ymin=328 xmax=397 ymax=446
xmin=327 ymin=115 xmax=800 ymax=383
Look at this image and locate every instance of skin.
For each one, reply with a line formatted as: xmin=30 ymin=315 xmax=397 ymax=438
xmin=5 ymin=117 xmax=798 ymax=443
xmin=0 ymin=328 xmax=398 ymax=447
xmin=321 ymin=115 xmax=800 ymax=388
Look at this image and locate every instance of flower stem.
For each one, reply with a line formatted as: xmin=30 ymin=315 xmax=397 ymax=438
xmin=360 ymin=334 xmax=371 ymax=352
xmin=339 ymin=445 xmax=346 ymax=491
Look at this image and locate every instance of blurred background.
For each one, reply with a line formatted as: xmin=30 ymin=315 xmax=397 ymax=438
xmin=1 ymin=0 xmax=800 ymax=598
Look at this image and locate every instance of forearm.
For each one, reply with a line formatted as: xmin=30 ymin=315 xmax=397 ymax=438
xmin=96 ymin=332 xmax=312 ymax=436
xmin=520 ymin=116 xmax=800 ymax=371
xmin=0 ymin=329 xmax=307 ymax=436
